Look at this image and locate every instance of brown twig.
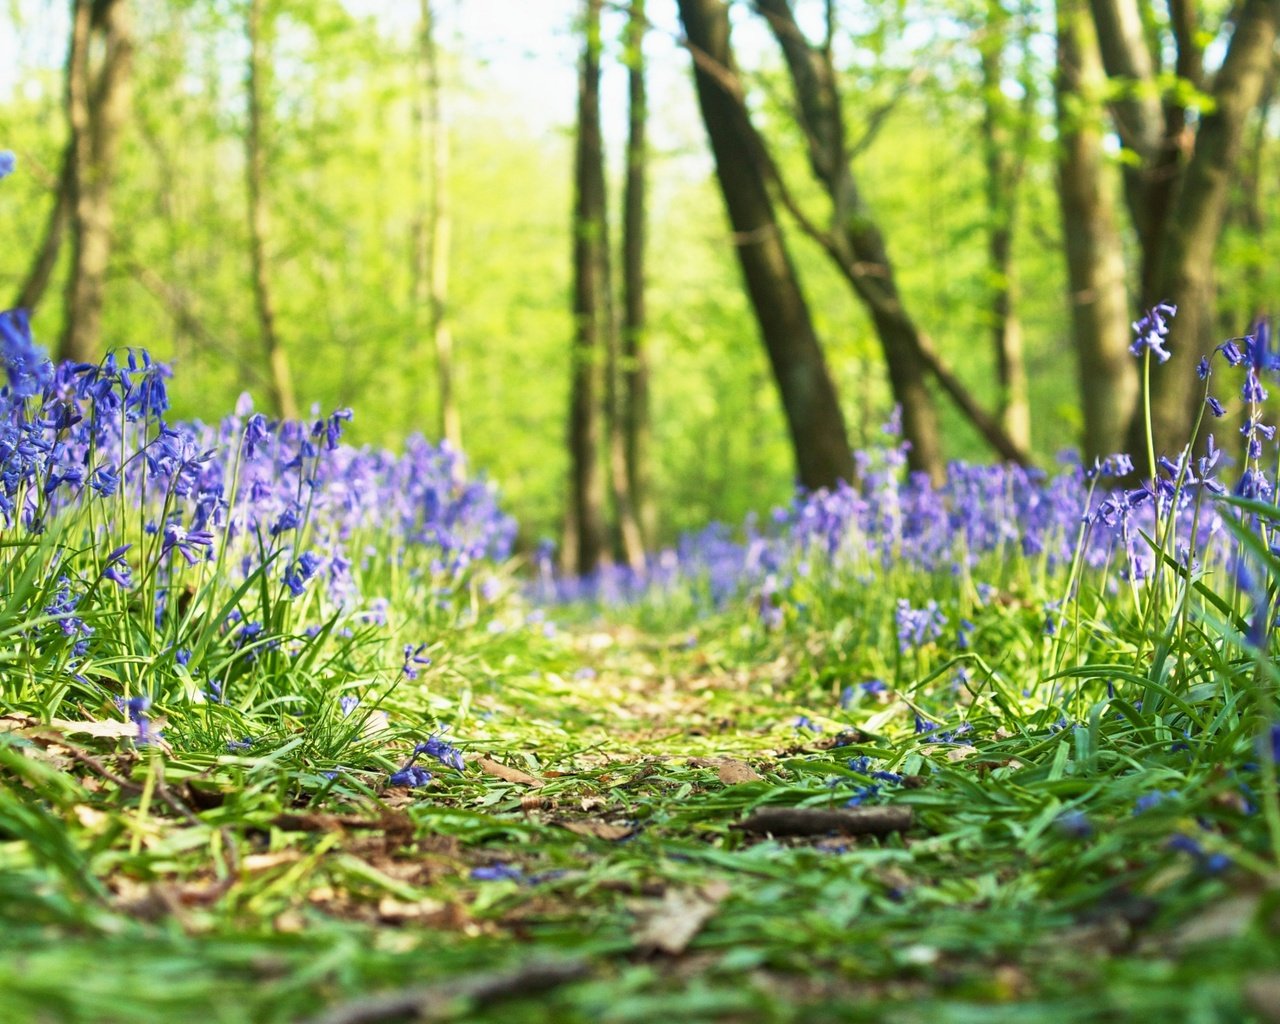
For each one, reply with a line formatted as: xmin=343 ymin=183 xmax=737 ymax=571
xmin=734 ymin=805 xmax=913 ymax=837
xmin=302 ymin=959 xmax=592 ymax=1024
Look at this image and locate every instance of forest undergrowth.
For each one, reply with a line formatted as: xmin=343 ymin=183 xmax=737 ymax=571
xmin=2 ymin=301 xmax=1280 ymax=1024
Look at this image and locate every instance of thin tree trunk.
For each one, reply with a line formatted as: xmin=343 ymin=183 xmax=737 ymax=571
xmin=1056 ymin=0 xmax=1138 ymax=462
xmin=565 ymin=0 xmax=611 ymax=575
xmin=979 ymin=0 xmax=1031 ymax=452
xmin=58 ymin=0 xmax=131 ymax=364
xmin=416 ymin=0 xmax=462 ymax=459
xmin=622 ymin=0 xmax=655 ymax=549
xmin=245 ymin=0 xmax=298 ymax=420
xmin=677 ymin=0 xmax=856 ymax=491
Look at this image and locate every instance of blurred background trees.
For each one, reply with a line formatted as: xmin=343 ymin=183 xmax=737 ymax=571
xmin=1 ymin=0 xmax=1278 ymax=550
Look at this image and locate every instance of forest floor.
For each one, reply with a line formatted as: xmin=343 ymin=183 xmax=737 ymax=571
xmin=3 ymin=613 xmax=1279 ymax=1024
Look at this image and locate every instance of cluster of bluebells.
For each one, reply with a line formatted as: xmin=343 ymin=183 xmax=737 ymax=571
xmin=0 ymin=301 xmax=515 ymax=697
xmin=388 ymin=732 xmax=466 ymax=787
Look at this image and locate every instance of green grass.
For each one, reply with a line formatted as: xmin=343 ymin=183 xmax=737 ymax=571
xmin=3 ymin=580 xmax=1279 ymax=1024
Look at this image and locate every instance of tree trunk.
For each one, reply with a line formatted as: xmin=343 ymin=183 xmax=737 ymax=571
xmin=677 ymin=0 xmax=855 ymax=490
xmin=1056 ymin=0 xmax=1138 ymax=462
xmin=15 ymin=143 xmax=73 ymax=312
xmin=979 ymin=0 xmax=1031 ymax=452
xmin=565 ymin=0 xmax=611 ymax=575
xmin=416 ymin=0 xmax=462 ymax=459
xmin=1128 ymin=0 xmax=1280 ymax=460
xmin=58 ymin=0 xmax=132 ymax=365
xmin=622 ymin=0 xmax=655 ymax=549
xmin=245 ymin=0 xmax=298 ymax=421
xmin=752 ymin=0 xmax=943 ymax=481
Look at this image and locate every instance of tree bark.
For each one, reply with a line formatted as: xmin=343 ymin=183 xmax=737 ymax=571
xmin=677 ymin=0 xmax=856 ymax=491
xmin=622 ymin=0 xmax=655 ymax=550
xmin=245 ymin=0 xmax=298 ymax=420
xmin=565 ymin=0 xmax=611 ymax=575
xmin=415 ymin=0 xmax=462 ymax=460
xmin=1056 ymin=0 xmax=1139 ymax=462
xmin=58 ymin=0 xmax=132 ymax=365
xmin=15 ymin=143 xmax=73 ymax=313
xmin=751 ymin=0 xmax=943 ymax=481
xmin=978 ymin=0 xmax=1031 ymax=452
xmin=1128 ymin=0 xmax=1280 ymax=460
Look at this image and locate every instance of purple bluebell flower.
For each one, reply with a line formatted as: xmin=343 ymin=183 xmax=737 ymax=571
xmin=1206 ymin=395 xmax=1225 ymax=418
xmin=471 ymin=864 xmax=524 ymax=882
xmin=1133 ymin=790 xmax=1177 ymax=814
xmin=1130 ymin=303 xmax=1176 ymax=363
xmin=115 ymin=695 xmax=161 ymax=745
xmin=401 ymin=642 xmax=432 ymax=679
xmin=389 ymin=765 xmax=432 ymax=788
xmin=339 ymin=695 xmax=360 ymax=717
xmin=101 ymin=545 xmax=133 ymax=589
xmin=161 ymin=522 xmax=215 ymax=565
xmin=413 ymin=734 xmax=465 ymax=771
xmin=1055 ymin=809 xmax=1092 ymax=839
xmin=1196 ymin=356 xmax=1211 ymax=380
xmin=0 ymin=308 xmax=53 ymax=399
xmin=0 ymin=151 xmax=15 ymax=179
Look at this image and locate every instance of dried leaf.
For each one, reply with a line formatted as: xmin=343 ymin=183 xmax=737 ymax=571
xmin=377 ymin=895 xmax=446 ymax=923
xmin=48 ymin=717 xmax=141 ymax=739
xmin=632 ymin=881 xmax=731 ymax=954
xmin=478 ymin=757 xmax=543 ymax=788
xmin=718 ymin=759 xmax=763 ymax=784
xmin=560 ymin=820 xmax=634 ymax=841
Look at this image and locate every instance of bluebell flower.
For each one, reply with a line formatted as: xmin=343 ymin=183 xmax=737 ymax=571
xmin=115 ymin=695 xmax=161 ymax=745
xmin=1055 ymin=809 xmax=1092 ymax=839
xmin=101 ymin=545 xmax=133 ymax=589
xmin=414 ymin=734 xmax=465 ymax=771
xmin=339 ymin=695 xmax=360 ymax=717
xmin=0 ymin=308 xmax=53 ymax=399
xmin=389 ymin=765 xmax=432 ymax=788
xmin=0 ymin=151 xmax=15 ymax=179
xmin=471 ymin=863 xmax=524 ymax=882
xmin=1133 ymin=790 xmax=1177 ymax=814
xmin=1130 ymin=303 xmax=1176 ymax=363
xmin=401 ymin=642 xmax=432 ymax=679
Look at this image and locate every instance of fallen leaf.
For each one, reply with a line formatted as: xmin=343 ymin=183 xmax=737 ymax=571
xmin=560 ymin=820 xmax=634 ymax=841
xmin=1168 ymin=894 xmax=1258 ymax=951
xmin=632 ymin=881 xmax=731 ymax=954
xmin=377 ymin=895 xmax=446 ymax=923
xmin=48 ymin=717 xmax=142 ymax=739
xmin=242 ymin=851 xmax=303 ymax=872
xmin=718 ymin=759 xmax=763 ymax=784
xmin=478 ymin=757 xmax=543 ymax=788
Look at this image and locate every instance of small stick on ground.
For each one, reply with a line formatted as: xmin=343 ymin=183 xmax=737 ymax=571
xmin=303 ymin=958 xmax=592 ymax=1024
xmin=734 ymin=805 xmax=913 ymax=837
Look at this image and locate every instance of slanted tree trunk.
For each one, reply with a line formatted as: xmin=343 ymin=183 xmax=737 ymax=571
xmin=565 ymin=0 xmax=611 ymax=575
xmin=1056 ymin=0 xmax=1138 ymax=462
xmin=677 ymin=0 xmax=855 ymax=490
xmin=978 ymin=0 xmax=1031 ymax=452
xmin=58 ymin=0 xmax=132 ymax=364
xmin=414 ymin=0 xmax=462 ymax=458
xmin=622 ymin=0 xmax=655 ymax=549
xmin=245 ymin=0 xmax=298 ymax=420
xmin=748 ymin=0 xmax=1032 ymax=477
